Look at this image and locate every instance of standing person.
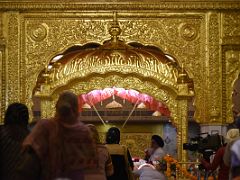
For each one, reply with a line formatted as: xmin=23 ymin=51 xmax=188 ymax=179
xmin=85 ymin=124 xmax=113 ymax=180
xmin=0 ymin=103 xmax=30 ymax=180
xmin=201 ymin=129 xmax=239 ymax=180
xmin=18 ymin=91 xmax=97 ymax=180
xmin=224 ymin=117 xmax=240 ymax=166
xmin=230 ymin=139 xmax=240 ymax=180
xmin=105 ymin=127 xmax=134 ymax=180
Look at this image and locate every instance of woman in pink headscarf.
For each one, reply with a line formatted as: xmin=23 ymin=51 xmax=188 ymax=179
xmin=18 ymin=91 xmax=97 ymax=180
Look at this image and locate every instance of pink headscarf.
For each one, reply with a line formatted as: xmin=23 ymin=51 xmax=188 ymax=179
xmin=23 ymin=91 xmax=97 ymax=180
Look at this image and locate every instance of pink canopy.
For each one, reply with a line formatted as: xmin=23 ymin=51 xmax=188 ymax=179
xmin=78 ymin=87 xmax=171 ymax=116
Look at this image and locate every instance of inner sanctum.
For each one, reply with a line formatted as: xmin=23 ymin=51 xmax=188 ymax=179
xmin=0 ymin=0 xmax=240 ymax=179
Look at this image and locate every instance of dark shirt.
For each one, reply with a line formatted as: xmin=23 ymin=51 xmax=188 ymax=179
xmin=201 ymin=146 xmax=229 ymax=180
xmin=106 ymin=144 xmax=133 ymax=180
xmin=0 ymin=125 xmax=29 ymax=180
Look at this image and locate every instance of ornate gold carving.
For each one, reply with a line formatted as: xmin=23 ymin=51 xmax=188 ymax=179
xmin=28 ymin=23 xmax=48 ymax=42
xmin=23 ymin=15 xmax=202 ymax=121
xmin=179 ymin=23 xmax=198 ymax=41
xmin=223 ymin=13 xmax=240 ymax=37
xmin=224 ymin=48 xmax=240 ymax=123
xmin=121 ymin=133 xmax=153 ymax=158
xmin=98 ymin=132 xmax=153 ymax=158
xmin=50 ymin=53 xmax=178 ymax=92
xmin=1 ymin=1 xmax=240 ymax=11
xmin=177 ymin=99 xmax=188 ymax=162
xmin=0 ymin=50 xmax=2 ymax=122
xmin=6 ymin=13 xmax=20 ymax=104
xmin=0 ymin=12 xmax=6 ymax=122
xmin=208 ymin=13 xmax=222 ymax=123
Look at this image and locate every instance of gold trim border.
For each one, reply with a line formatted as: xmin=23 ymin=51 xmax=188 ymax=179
xmin=0 ymin=2 xmax=240 ymax=11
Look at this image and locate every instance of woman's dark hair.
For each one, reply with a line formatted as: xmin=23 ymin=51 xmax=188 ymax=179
xmin=152 ymin=135 xmax=164 ymax=148
xmin=4 ymin=103 xmax=29 ymax=126
xmin=106 ymin=127 xmax=120 ymax=144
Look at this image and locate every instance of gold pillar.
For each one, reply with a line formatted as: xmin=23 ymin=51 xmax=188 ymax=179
xmin=176 ymin=99 xmax=188 ymax=162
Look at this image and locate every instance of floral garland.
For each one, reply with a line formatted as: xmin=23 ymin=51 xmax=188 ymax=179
xmin=163 ymin=155 xmax=215 ymax=180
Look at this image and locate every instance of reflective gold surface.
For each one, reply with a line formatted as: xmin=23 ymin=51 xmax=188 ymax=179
xmin=1 ymin=0 xmax=240 ymax=163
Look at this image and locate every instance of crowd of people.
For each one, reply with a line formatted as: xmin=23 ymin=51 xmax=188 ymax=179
xmin=0 ymin=91 xmax=240 ymax=180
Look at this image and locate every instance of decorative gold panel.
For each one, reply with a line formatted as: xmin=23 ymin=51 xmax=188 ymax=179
xmin=223 ymin=47 xmax=240 ymax=123
xmin=1 ymin=1 xmax=240 ymax=11
xmin=2 ymin=0 xmax=240 ymax=163
xmin=6 ymin=12 xmax=20 ymax=104
xmin=99 ymin=132 xmax=153 ymax=158
xmin=22 ymin=13 xmax=204 ymax=121
xmin=223 ymin=13 xmax=240 ymax=37
xmin=207 ymin=13 xmax=222 ymax=123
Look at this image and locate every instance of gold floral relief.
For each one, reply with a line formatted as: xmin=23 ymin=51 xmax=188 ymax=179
xmin=223 ymin=13 xmax=240 ymax=37
xmin=207 ymin=13 xmax=222 ymax=123
xmin=224 ymin=48 xmax=240 ymax=123
xmin=6 ymin=12 xmax=20 ymax=104
xmin=98 ymin=132 xmax=153 ymax=158
xmin=23 ymin=14 xmax=204 ymax=122
xmin=0 ymin=50 xmax=3 ymax=122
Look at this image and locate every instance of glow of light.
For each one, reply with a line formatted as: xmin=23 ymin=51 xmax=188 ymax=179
xmin=47 ymin=65 xmax=53 ymax=70
xmin=52 ymin=55 xmax=63 ymax=62
xmin=165 ymin=54 xmax=175 ymax=62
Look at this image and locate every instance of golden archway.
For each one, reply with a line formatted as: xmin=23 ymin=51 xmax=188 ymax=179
xmin=35 ymin=42 xmax=193 ymax=162
xmin=33 ymin=14 xmax=193 ymax=161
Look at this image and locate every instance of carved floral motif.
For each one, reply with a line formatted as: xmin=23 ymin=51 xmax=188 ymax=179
xmin=223 ymin=13 xmax=240 ymax=37
xmin=225 ymin=49 xmax=240 ymax=123
xmin=208 ymin=13 xmax=222 ymax=123
xmin=27 ymin=23 xmax=48 ymax=42
xmin=179 ymin=23 xmax=198 ymax=41
xmin=7 ymin=13 xmax=20 ymax=104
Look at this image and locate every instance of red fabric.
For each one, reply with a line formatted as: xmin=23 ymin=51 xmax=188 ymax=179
xmin=201 ymin=146 xmax=229 ymax=180
xmin=78 ymin=88 xmax=171 ymax=116
xmin=23 ymin=119 xmax=97 ymax=180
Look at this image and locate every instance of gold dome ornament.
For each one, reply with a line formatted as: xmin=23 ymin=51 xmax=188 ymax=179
xmin=137 ymin=102 xmax=146 ymax=109
xmin=152 ymin=111 xmax=162 ymax=117
xmin=105 ymin=95 xmax=123 ymax=109
xmin=82 ymin=103 xmax=91 ymax=109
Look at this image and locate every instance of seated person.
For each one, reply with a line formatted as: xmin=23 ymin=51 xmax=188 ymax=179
xmin=133 ymin=162 xmax=166 ymax=180
xmin=105 ymin=127 xmax=134 ymax=180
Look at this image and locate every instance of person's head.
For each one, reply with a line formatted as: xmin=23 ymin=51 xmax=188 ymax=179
xmin=225 ymin=128 xmax=239 ymax=143
xmin=106 ymin=127 xmax=120 ymax=144
xmin=56 ymin=91 xmax=79 ymax=122
xmin=151 ymin=135 xmax=164 ymax=149
xmin=4 ymin=103 xmax=29 ymax=127
xmin=87 ymin=124 xmax=100 ymax=144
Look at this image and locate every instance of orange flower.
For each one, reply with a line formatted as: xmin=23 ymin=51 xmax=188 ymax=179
xmin=208 ymin=176 xmax=214 ymax=180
